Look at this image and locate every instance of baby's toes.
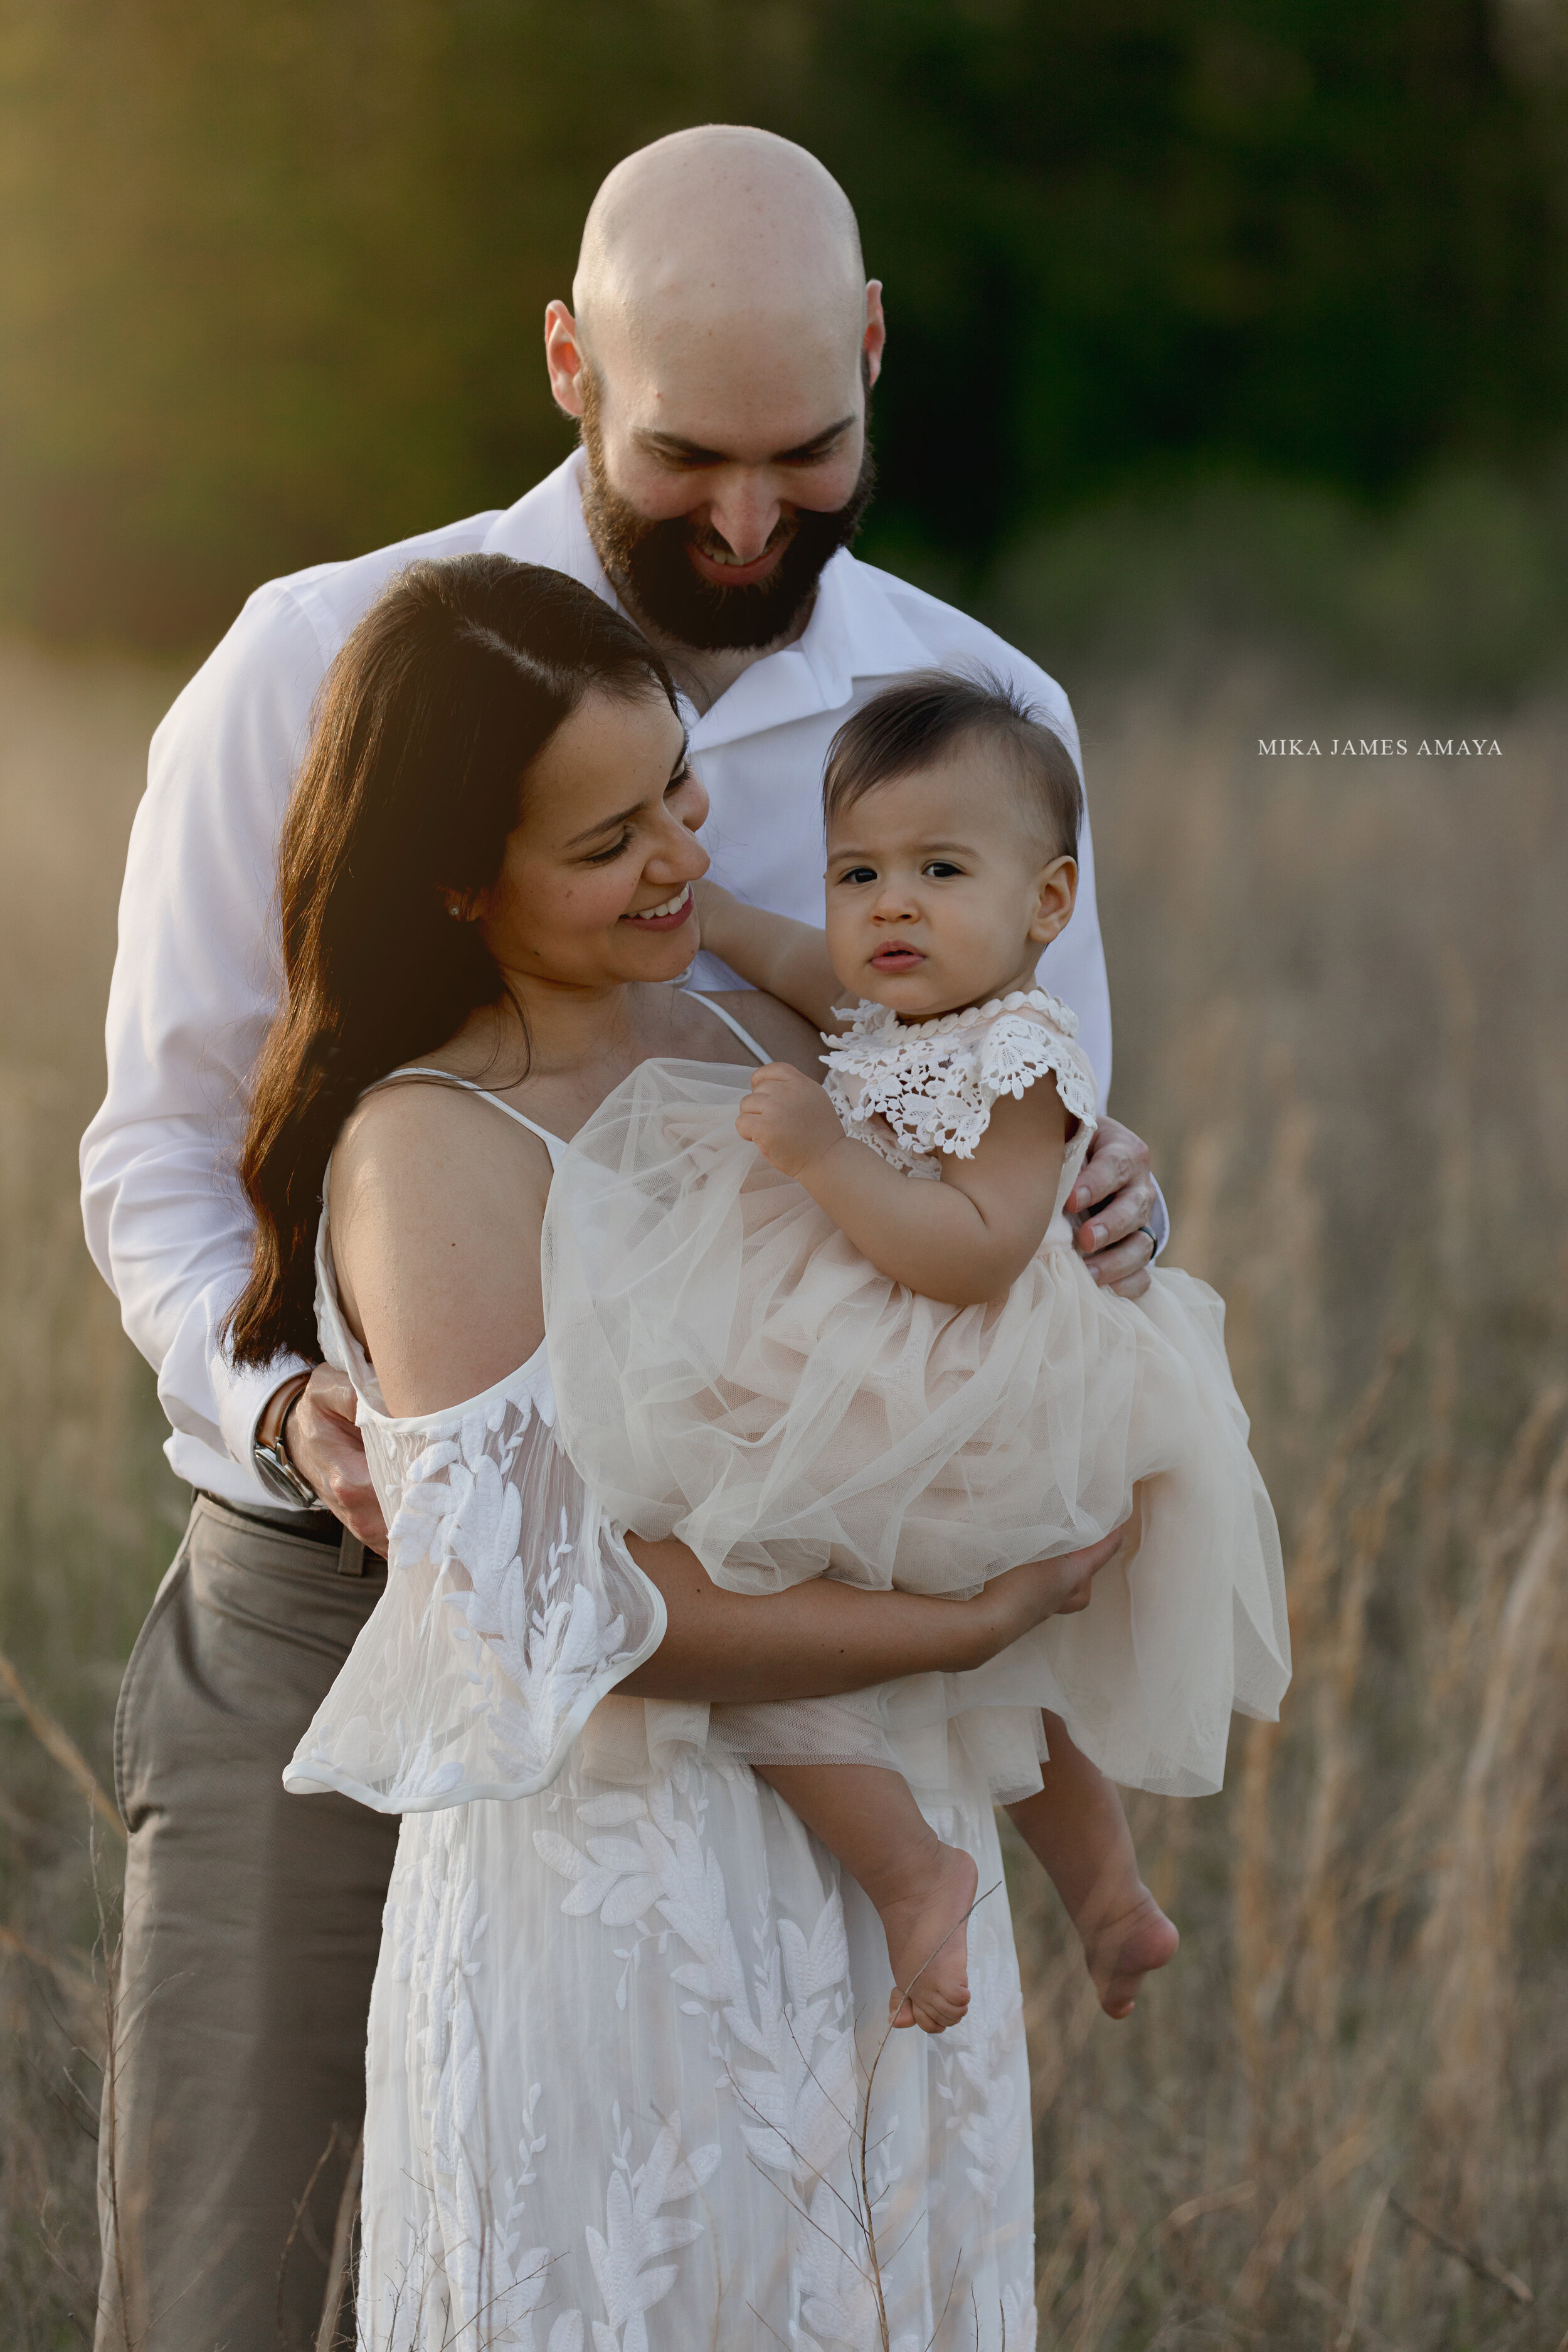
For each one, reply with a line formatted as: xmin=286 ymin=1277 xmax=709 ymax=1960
xmin=912 ymin=1983 xmax=971 ymax=2035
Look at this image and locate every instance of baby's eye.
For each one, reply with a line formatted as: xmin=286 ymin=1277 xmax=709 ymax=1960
xmin=837 ymin=865 xmax=879 ymax=886
xmin=923 ymin=861 xmax=963 ymax=879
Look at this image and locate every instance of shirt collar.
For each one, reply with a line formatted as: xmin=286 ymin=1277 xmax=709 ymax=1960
xmin=480 ymin=453 xmax=936 ymax=746
xmin=482 ymin=450 xmax=614 ymax=598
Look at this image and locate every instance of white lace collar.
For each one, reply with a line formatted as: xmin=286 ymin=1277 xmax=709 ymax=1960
xmin=820 ymin=987 xmax=1098 ymax=1172
xmin=830 ymin=985 xmax=1080 ymax=1047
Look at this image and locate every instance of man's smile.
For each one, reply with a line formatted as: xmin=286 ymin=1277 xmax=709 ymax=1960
xmin=685 ymin=532 xmax=792 ymax=590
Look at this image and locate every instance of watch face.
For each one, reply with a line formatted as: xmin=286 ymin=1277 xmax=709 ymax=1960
xmin=253 ymin=1441 xmax=318 ymax=1510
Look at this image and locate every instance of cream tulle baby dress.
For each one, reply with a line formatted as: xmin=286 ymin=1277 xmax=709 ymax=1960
xmin=543 ymin=988 xmax=1290 ymax=1799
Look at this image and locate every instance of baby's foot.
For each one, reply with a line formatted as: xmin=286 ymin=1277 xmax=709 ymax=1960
xmin=1078 ymin=1880 xmax=1179 ymax=2019
xmin=879 ymin=1843 xmax=980 ymax=2034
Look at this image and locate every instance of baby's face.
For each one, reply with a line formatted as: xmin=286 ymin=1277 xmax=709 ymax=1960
xmin=822 ymin=746 xmax=1076 ymax=1020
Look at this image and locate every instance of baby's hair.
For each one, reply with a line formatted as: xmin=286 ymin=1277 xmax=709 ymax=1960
xmin=823 ymin=667 xmax=1083 ymax=861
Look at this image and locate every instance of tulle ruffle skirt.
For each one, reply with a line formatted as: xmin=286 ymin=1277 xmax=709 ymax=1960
xmin=544 ymin=1061 xmax=1290 ymax=1798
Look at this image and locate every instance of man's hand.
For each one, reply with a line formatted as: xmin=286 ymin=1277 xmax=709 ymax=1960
xmin=735 ymin=1062 xmax=846 ymax=1180
xmin=285 ymin=1365 xmax=388 ymax=1551
xmin=1069 ymin=1115 xmax=1159 ymax=1298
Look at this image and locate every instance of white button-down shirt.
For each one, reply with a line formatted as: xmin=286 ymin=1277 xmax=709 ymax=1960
xmin=81 ymin=451 xmax=1127 ymax=1507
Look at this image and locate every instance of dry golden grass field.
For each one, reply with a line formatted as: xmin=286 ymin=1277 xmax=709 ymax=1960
xmin=0 ymin=632 xmax=1565 ymax=2348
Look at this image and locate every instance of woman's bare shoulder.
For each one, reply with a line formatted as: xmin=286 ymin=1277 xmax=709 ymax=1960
xmin=329 ymin=1077 xmax=551 ymax=1412
xmin=704 ymin=988 xmax=825 ymax=1077
xmin=332 ymin=1073 xmax=551 ymax=1213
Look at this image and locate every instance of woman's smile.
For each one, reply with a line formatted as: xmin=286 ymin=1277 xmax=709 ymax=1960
xmin=621 ymin=881 xmax=695 ymax=929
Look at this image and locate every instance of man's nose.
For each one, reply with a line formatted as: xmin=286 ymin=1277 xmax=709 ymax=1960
xmin=705 ymin=474 xmax=783 ymax=566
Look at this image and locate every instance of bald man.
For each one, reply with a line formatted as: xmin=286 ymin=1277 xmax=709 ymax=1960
xmin=83 ymin=126 xmax=1162 ymax=2349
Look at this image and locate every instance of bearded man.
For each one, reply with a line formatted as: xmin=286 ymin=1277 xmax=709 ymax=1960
xmin=82 ymin=124 xmax=1165 ymax=2351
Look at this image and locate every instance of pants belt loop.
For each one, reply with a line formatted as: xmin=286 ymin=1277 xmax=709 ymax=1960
xmin=337 ymin=1528 xmax=368 ymax=1577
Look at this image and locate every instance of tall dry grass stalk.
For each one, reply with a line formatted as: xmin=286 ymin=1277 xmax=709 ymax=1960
xmin=1 ymin=636 xmax=1564 ymax=2346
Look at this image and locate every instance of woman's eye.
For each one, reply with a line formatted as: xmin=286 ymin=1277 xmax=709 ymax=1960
xmin=665 ymin=766 xmax=694 ymax=797
xmin=585 ymin=830 xmax=634 ymax=865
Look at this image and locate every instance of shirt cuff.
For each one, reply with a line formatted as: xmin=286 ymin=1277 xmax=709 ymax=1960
xmin=215 ymin=1352 xmax=312 ymax=1494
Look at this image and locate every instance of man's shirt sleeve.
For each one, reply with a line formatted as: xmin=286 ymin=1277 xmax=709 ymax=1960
xmin=80 ymin=586 xmax=327 ymax=1489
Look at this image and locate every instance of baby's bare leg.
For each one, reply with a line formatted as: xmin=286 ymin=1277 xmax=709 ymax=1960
xmin=1005 ymin=1712 xmax=1179 ymax=2019
xmin=755 ymin=1762 xmax=978 ymax=2033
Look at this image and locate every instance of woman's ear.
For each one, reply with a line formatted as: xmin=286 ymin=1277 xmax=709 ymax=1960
xmin=1027 ymin=854 xmax=1078 ymax=948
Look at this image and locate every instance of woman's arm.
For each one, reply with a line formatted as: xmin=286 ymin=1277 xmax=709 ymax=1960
xmin=695 ymin=881 xmax=845 ymax=1032
xmin=333 ymin=1062 xmax=1119 ymax=1703
xmin=737 ymin=1062 xmax=1068 ymax=1306
xmin=620 ymin=1524 xmax=1122 ymax=1700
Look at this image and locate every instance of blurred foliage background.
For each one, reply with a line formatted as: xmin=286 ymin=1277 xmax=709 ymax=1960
xmin=3 ymin=0 xmax=1568 ymax=686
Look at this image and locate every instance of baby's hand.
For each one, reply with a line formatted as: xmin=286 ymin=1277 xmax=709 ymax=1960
xmin=735 ymin=1063 xmax=846 ymax=1179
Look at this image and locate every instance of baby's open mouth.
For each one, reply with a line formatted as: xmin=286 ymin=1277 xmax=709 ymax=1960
xmin=870 ymin=943 xmax=925 ymax=970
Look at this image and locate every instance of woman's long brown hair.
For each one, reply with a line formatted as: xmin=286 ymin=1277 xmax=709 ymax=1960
xmin=225 ymin=553 xmax=677 ymax=1372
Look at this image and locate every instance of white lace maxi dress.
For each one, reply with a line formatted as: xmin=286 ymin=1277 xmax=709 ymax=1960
xmin=285 ymin=1012 xmax=1039 ymax=2352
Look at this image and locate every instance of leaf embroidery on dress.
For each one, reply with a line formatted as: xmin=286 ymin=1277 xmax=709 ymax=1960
xmin=584 ymin=2109 xmax=721 ymax=2352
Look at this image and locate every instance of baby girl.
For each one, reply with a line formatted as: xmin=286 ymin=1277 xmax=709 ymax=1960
xmin=544 ymin=670 xmax=1289 ymax=2033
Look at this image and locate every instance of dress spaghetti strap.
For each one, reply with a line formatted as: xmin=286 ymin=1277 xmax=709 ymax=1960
xmin=685 ymin=992 xmax=771 ymax=1064
xmin=364 ymin=1067 xmax=566 ymax=1161
xmin=367 ymin=999 xmax=765 ymax=1167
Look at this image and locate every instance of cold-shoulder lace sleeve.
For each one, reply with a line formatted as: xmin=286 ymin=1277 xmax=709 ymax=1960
xmin=285 ymin=1252 xmax=667 ymax=1812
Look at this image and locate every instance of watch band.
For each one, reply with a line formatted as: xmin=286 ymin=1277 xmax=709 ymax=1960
xmin=252 ymin=1374 xmax=320 ymax=1509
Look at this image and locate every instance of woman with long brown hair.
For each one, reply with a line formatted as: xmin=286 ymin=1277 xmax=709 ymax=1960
xmin=222 ymin=553 xmax=1110 ymax=2348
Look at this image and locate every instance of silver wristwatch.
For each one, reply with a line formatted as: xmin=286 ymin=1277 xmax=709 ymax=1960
xmin=252 ymin=1382 xmax=320 ymax=1508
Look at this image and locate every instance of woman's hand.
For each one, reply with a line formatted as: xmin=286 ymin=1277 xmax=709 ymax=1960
xmin=966 ymin=1525 xmax=1125 ymax=1661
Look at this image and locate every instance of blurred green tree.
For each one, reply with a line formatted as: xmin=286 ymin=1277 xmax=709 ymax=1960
xmin=0 ymin=0 xmax=1563 ymax=645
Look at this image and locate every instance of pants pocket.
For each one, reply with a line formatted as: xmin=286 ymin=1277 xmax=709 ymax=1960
xmin=112 ymin=1519 xmax=194 ymax=1830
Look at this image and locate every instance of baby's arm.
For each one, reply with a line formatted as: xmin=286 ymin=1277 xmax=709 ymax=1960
xmin=694 ymin=881 xmax=845 ymax=1032
xmin=738 ymin=1063 xmax=1067 ymax=1306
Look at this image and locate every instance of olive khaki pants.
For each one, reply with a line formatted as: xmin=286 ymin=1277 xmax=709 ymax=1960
xmin=95 ymin=1495 xmax=400 ymax=2352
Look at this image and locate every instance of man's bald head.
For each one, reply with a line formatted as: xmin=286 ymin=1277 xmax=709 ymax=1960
xmin=573 ymin=125 xmax=866 ymax=366
xmin=544 ymin=127 xmax=884 ymax=658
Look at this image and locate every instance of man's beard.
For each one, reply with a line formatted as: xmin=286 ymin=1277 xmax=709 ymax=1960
xmin=578 ymin=368 xmax=876 ymax=653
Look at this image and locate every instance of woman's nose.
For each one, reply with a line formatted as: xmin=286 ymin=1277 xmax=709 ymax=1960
xmin=648 ymin=805 xmax=710 ymax=881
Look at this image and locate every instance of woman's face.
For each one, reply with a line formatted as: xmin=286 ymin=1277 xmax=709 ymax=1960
xmin=472 ymin=686 xmax=709 ymax=991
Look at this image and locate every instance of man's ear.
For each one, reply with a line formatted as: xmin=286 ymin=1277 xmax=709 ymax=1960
xmin=863 ymin=282 xmax=886 ymax=391
xmin=1027 ymin=854 xmax=1078 ymax=948
xmin=544 ymin=300 xmax=588 ymax=418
